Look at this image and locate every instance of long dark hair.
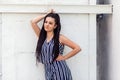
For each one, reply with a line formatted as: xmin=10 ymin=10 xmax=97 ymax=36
xmin=36 ymin=13 xmax=61 ymax=62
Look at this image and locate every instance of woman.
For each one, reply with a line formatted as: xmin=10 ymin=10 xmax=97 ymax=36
xmin=31 ymin=9 xmax=81 ymax=80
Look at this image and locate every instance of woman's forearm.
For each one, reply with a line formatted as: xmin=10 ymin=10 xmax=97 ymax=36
xmin=31 ymin=14 xmax=47 ymax=23
xmin=64 ymin=47 xmax=81 ymax=60
xmin=31 ymin=9 xmax=54 ymax=23
xmin=31 ymin=14 xmax=47 ymax=37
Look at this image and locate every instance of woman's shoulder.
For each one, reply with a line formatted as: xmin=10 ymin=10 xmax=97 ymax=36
xmin=59 ymin=34 xmax=65 ymax=40
xmin=59 ymin=34 xmax=64 ymax=44
xmin=59 ymin=34 xmax=68 ymax=39
xmin=59 ymin=34 xmax=68 ymax=45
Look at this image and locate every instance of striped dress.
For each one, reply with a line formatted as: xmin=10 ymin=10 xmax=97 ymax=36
xmin=40 ymin=38 xmax=72 ymax=80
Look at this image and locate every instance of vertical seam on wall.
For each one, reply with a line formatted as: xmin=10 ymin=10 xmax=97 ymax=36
xmin=0 ymin=13 xmax=2 ymax=78
xmin=88 ymin=13 xmax=90 ymax=80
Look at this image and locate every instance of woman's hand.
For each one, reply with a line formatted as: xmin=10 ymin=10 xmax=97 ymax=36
xmin=47 ymin=9 xmax=55 ymax=14
xmin=56 ymin=54 xmax=66 ymax=61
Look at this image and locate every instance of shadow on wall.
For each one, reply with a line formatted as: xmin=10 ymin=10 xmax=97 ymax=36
xmin=97 ymin=0 xmax=104 ymax=4
xmin=97 ymin=13 xmax=110 ymax=80
xmin=97 ymin=1 xmax=110 ymax=80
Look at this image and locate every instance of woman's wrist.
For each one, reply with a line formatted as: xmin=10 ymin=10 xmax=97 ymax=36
xmin=31 ymin=9 xmax=54 ymax=24
xmin=63 ymin=55 xmax=67 ymax=60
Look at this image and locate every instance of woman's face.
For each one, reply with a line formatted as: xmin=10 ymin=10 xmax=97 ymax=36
xmin=44 ymin=17 xmax=57 ymax=32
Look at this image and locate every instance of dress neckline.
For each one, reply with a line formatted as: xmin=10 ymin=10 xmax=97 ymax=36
xmin=45 ymin=37 xmax=53 ymax=44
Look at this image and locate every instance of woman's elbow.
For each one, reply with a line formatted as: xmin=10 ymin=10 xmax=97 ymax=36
xmin=31 ymin=19 xmax=35 ymax=24
xmin=77 ymin=45 xmax=82 ymax=53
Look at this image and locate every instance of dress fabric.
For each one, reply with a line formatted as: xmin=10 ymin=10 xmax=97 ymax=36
xmin=40 ymin=38 xmax=72 ymax=80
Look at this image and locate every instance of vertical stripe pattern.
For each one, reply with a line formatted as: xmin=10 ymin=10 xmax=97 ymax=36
xmin=40 ymin=38 xmax=72 ymax=80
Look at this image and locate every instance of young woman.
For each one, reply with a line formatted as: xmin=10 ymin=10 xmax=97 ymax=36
xmin=31 ymin=9 xmax=81 ymax=80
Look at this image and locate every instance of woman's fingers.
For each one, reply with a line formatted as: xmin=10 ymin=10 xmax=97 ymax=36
xmin=56 ymin=55 xmax=65 ymax=61
xmin=47 ymin=9 xmax=55 ymax=14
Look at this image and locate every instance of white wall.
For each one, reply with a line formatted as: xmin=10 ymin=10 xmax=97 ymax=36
xmin=0 ymin=0 xmax=89 ymax=5
xmin=0 ymin=14 xmax=2 ymax=80
xmin=1 ymin=12 xmax=96 ymax=80
xmin=103 ymin=0 xmax=120 ymax=80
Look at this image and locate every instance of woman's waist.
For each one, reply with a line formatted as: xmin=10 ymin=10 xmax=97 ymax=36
xmin=43 ymin=60 xmax=66 ymax=65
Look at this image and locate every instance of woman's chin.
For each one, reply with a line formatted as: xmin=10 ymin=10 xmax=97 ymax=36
xmin=45 ymin=30 xmax=51 ymax=32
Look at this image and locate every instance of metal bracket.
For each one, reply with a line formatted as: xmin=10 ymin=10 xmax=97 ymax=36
xmin=97 ymin=14 xmax=104 ymax=22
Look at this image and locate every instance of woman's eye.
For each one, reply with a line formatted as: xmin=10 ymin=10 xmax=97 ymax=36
xmin=49 ymin=22 xmax=52 ymax=24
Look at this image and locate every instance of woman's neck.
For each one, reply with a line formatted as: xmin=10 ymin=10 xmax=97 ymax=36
xmin=46 ymin=32 xmax=54 ymax=40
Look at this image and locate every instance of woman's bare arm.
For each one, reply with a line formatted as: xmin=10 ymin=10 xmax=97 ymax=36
xmin=30 ymin=9 xmax=54 ymax=37
xmin=56 ymin=35 xmax=82 ymax=61
xmin=31 ymin=14 xmax=46 ymax=37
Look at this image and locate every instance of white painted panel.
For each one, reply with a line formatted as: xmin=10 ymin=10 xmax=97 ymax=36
xmin=2 ymin=13 xmax=45 ymax=80
xmin=0 ymin=14 xmax=2 ymax=80
xmin=0 ymin=0 xmax=89 ymax=5
xmin=2 ymin=13 xmax=91 ymax=80
xmin=89 ymin=14 xmax=97 ymax=80
xmin=15 ymin=53 xmax=45 ymax=80
xmin=60 ymin=14 xmax=89 ymax=80
xmin=2 ymin=14 xmax=38 ymax=53
xmin=109 ymin=5 xmax=120 ymax=80
xmin=2 ymin=14 xmax=16 ymax=80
